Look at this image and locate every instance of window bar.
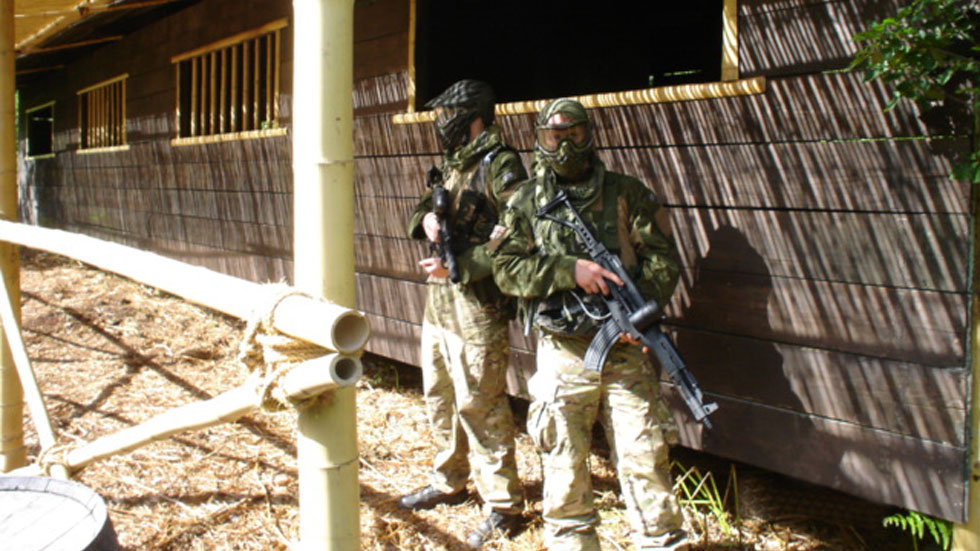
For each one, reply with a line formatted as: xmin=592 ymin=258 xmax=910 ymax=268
xmin=100 ymin=87 xmax=106 ymax=147
xmin=266 ymin=33 xmax=272 ymax=127
xmin=220 ymin=48 xmax=228 ymax=134
xmin=243 ymin=39 xmax=251 ymax=131
xmin=82 ymin=95 xmax=86 ymax=148
xmin=190 ymin=57 xmax=199 ymax=136
xmin=273 ymin=29 xmax=281 ymax=124
xmin=107 ymin=86 xmax=114 ymax=146
xmin=230 ymin=44 xmax=239 ymax=132
xmin=252 ymin=37 xmax=262 ymax=130
xmin=120 ymin=80 xmax=127 ymax=145
xmin=77 ymin=95 xmax=83 ymax=148
xmin=89 ymin=90 xmax=96 ymax=148
xmin=210 ymin=50 xmax=217 ymax=135
xmin=95 ymin=88 xmax=103 ymax=148
xmin=89 ymin=93 xmax=94 ymax=147
xmin=115 ymin=81 xmax=122 ymax=145
xmin=107 ymin=86 xmax=113 ymax=146
xmin=200 ymin=54 xmax=208 ymax=135
xmin=175 ymin=64 xmax=181 ymax=139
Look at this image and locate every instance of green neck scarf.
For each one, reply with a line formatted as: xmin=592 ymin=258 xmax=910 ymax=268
xmin=443 ymin=125 xmax=505 ymax=172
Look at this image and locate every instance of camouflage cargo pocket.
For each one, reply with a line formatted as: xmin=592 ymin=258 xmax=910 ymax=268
xmin=527 ymin=400 xmax=557 ymax=453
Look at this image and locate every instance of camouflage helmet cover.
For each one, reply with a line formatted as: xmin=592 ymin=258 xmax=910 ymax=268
xmin=425 ymin=79 xmax=496 ymax=150
xmin=535 ymin=98 xmax=595 ymax=180
xmin=535 ymin=98 xmax=589 ymax=131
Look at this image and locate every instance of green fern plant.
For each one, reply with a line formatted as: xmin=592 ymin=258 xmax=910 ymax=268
xmin=882 ymin=510 xmax=952 ymax=551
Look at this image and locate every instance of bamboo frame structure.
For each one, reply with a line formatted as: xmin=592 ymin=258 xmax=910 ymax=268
xmin=0 ymin=220 xmax=370 ymax=355
xmin=0 ymin=0 xmax=22 ymax=473
xmin=721 ymin=0 xmax=739 ymax=81
xmin=393 ymin=77 xmax=767 ymax=124
xmin=292 ymin=0 xmax=359 ymax=549
xmin=0 ymin=270 xmax=66 ymax=478
xmin=10 ymin=353 xmax=363 ymax=477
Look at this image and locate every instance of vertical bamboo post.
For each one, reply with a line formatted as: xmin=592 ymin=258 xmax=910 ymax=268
xmin=292 ymin=0 xmax=358 ymax=550
xmin=952 ymin=97 xmax=980 ymax=551
xmin=721 ymin=0 xmax=739 ymax=81
xmin=0 ymin=0 xmax=23 ymax=472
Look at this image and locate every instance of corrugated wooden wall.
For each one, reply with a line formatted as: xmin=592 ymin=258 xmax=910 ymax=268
xmin=16 ymin=0 xmax=973 ymax=523
xmin=348 ymin=0 xmax=972 ymax=523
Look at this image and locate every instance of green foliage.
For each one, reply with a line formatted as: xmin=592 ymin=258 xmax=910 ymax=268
xmin=882 ymin=509 xmax=952 ymax=551
xmin=671 ymin=460 xmax=739 ymax=538
xmin=850 ymin=0 xmax=980 ymax=183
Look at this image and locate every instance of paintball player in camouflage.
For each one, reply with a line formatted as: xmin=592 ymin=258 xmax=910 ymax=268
xmin=403 ymin=79 xmax=527 ymax=549
xmin=488 ymin=98 xmax=689 ymax=551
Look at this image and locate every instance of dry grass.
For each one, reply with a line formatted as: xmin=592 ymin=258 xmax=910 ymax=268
xmin=12 ymin=250 xmax=911 ymax=551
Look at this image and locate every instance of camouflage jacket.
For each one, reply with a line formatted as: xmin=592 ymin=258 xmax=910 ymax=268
xmin=407 ymin=125 xmax=527 ymax=308
xmin=489 ymin=160 xmax=680 ymax=336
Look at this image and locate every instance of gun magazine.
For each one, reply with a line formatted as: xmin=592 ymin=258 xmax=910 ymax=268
xmin=584 ymin=320 xmax=621 ymax=372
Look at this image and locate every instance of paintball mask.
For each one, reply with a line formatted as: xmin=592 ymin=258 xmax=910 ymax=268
xmin=425 ymin=79 xmax=496 ymax=151
xmin=535 ymin=98 xmax=595 ymax=181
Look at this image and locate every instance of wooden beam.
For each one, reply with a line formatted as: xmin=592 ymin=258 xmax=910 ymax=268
xmin=19 ymin=35 xmax=122 ymax=55
xmin=15 ymin=0 xmax=186 ymax=19
xmin=14 ymin=0 xmax=115 ymax=53
xmin=14 ymin=64 xmax=63 ymax=75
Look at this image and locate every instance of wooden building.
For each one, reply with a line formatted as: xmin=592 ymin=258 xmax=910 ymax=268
xmin=15 ymin=0 xmax=973 ymax=524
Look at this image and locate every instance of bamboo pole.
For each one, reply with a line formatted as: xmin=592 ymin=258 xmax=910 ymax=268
xmin=721 ymin=0 xmax=739 ymax=81
xmin=292 ymin=0 xmax=359 ymax=549
xmin=952 ymin=96 xmax=980 ymax=551
xmin=0 ymin=220 xmax=370 ymax=355
xmin=0 ymin=0 xmax=22 ymax=473
xmin=63 ymin=354 xmax=362 ymax=473
xmin=0 ymin=268 xmax=66 ymax=478
xmin=10 ymin=354 xmax=362 ymax=477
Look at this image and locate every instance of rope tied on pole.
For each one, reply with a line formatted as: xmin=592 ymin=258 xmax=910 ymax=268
xmin=237 ymin=285 xmax=334 ymax=411
xmin=37 ymin=441 xmax=72 ymax=477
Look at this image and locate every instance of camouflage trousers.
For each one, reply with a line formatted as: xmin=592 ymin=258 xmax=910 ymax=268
xmin=419 ymin=281 xmax=522 ymax=514
xmin=528 ymin=333 xmax=684 ymax=551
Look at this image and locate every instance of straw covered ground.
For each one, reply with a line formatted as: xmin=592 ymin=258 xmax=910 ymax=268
xmin=14 ymin=250 xmax=913 ymax=551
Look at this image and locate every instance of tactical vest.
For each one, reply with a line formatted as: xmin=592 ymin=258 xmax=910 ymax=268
xmin=443 ymin=144 xmax=514 ymax=254
xmin=527 ymin=173 xmax=636 ymax=337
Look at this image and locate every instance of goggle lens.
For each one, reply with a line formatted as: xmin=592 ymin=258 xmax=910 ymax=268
xmin=536 ymin=123 xmax=589 ymax=152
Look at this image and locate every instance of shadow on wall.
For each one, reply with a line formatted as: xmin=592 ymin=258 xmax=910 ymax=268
xmin=673 ymin=224 xmax=836 ymax=472
xmin=672 ymin=224 xmax=967 ymax=521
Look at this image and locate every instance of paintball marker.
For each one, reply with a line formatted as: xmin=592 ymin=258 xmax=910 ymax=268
xmin=426 ymin=166 xmax=461 ymax=283
xmin=536 ymin=189 xmax=718 ymax=428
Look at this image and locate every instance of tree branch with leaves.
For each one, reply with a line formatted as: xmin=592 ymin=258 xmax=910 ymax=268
xmin=850 ymin=0 xmax=980 ymax=182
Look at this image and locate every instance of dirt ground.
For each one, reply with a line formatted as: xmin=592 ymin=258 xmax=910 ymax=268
xmin=10 ymin=249 xmax=916 ymax=550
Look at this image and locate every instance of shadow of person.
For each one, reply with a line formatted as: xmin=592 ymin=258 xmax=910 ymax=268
xmin=670 ymin=224 xmax=839 ymax=496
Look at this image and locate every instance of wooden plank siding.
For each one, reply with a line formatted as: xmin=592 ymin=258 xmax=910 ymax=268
xmin=14 ymin=0 xmax=974 ymax=522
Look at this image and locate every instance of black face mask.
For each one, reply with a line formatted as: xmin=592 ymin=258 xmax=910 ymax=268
xmin=435 ymin=110 xmax=476 ymax=151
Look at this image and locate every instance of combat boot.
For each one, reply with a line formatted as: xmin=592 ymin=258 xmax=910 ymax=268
xmin=465 ymin=511 xmax=521 ymax=549
xmin=398 ymin=485 xmax=467 ymax=510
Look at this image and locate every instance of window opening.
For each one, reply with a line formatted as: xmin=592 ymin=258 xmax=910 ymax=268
xmin=78 ymin=75 xmax=127 ymax=150
xmin=172 ymin=19 xmax=286 ymax=141
xmin=413 ymin=1 xmax=725 ymax=107
xmin=26 ymin=102 xmax=54 ymax=158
